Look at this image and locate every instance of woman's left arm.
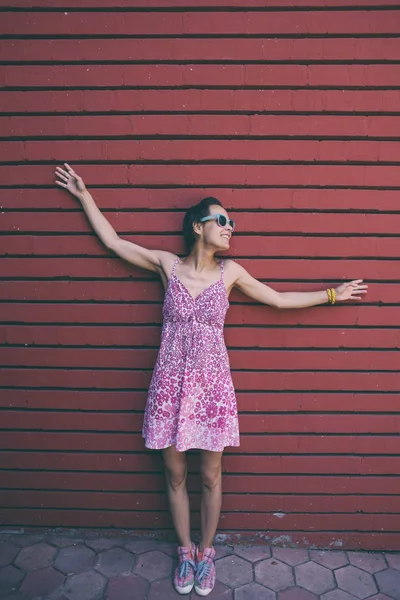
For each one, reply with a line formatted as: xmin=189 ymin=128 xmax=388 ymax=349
xmin=230 ymin=262 xmax=368 ymax=309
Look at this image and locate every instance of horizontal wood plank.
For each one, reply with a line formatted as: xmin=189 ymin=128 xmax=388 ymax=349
xmin=2 ymin=432 xmax=400 ymax=455
xmin=3 ymin=38 xmax=400 ymax=63
xmin=1 ymin=347 xmax=398 ymax=372
xmin=4 ymin=164 xmax=400 ymax=187
xmin=3 ymin=490 xmax=400 ymax=514
xmin=1 ymin=390 xmax=396 ymax=412
xmin=1 ymin=304 xmax=397 ymax=327
xmin=2 ymin=0 xmax=400 ymax=7
xmin=2 ymin=91 xmax=400 ymax=115
xmin=1 ymin=188 xmax=400 ymax=211
xmin=1 ymin=411 xmax=399 ymax=433
xmin=2 ymin=324 xmax=399 ymax=348
xmin=4 ymin=139 xmax=400 ymax=163
xmin=3 ymin=471 xmax=400 ymax=495
xmin=4 ymin=235 xmax=400 ymax=260
xmin=1 ymin=64 xmax=400 ymax=88
xmin=2 ymin=11 xmax=399 ymax=36
xmin=3 ymin=212 xmax=400 ymax=236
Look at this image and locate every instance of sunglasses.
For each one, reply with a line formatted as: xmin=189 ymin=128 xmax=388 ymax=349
xmin=200 ymin=213 xmax=235 ymax=232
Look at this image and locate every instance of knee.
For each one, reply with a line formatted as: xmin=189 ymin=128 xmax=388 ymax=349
xmin=165 ymin=465 xmax=187 ymax=491
xmin=201 ymin=466 xmax=222 ymax=492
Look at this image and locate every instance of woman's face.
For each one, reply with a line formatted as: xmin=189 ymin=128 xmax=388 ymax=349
xmin=198 ymin=205 xmax=233 ymax=251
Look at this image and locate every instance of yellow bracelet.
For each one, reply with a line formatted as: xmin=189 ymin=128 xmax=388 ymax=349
xmin=326 ymin=288 xmax=336 ymax=305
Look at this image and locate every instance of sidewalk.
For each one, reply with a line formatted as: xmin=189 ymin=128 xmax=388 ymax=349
xmin=1 ymin=529 xmax=399 ymax=599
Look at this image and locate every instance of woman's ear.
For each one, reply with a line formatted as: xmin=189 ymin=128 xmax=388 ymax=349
xmin=193 ymin=221 xmax=202 ymax=237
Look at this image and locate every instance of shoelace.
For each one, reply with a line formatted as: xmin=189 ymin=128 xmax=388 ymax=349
xmin=179 ymin=556 xmax=195 ymax=579
xmin=196 ymin=558 xmax=211 ymax=582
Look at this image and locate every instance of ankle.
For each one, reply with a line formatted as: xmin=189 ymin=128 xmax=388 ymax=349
xmin=198 ymin=543 xmax=213 ymax=552
xmin=179 ymin=541 xmax=193 ymax=549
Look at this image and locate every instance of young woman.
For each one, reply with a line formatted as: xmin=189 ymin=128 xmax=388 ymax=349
xmin=56 ymin=163 xmax=367 ymax=596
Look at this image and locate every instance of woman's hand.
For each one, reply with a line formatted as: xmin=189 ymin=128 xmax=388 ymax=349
xmin=55 ymin=163 xmax=87 ymax=200
xmin=335 ymin=279 xmax=368 ymax=302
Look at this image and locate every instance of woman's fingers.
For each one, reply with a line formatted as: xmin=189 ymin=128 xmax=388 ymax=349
xmin=55 ymin=180 xmax=67 ymax=188
xmin=55 ymin=167 xmax=69 ymax=178
xmin=56 ymin=172 xmax=69 ymax=183
xmin=64 ymin=163 xmax=77 ymax=177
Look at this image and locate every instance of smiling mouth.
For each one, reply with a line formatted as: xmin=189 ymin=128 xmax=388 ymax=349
xmin=221 ymin=234 xmax=231 ymax=240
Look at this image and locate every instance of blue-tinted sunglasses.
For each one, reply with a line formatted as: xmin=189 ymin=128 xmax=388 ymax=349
xmin=200 ymin=213 xmax=235 ymax=232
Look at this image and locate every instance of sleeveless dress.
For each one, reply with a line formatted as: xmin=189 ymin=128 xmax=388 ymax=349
xmin=142 ymin=257 xmax=240 ymax=452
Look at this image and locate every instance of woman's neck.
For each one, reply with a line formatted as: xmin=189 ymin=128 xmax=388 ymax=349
xmin=183 ymin=248 xmax=218 ymax=273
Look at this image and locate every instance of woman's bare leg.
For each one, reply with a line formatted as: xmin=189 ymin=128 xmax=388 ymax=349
xmin=162 ymin=445 xmax=192 ymax=548
xmin=198 ymin=450 xmax=223 ymax=550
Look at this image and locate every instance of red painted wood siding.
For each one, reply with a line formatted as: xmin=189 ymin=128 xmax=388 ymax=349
xmin=1 ymin=0 xmax=399 ymax=551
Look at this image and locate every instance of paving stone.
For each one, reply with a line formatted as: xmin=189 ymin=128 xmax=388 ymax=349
xmin=367 ymin=595 xmax=396 ymax=600
xmin=19 ymin=566 xmax=64 ymax=596
xmin=0 ymin=565 xmax=25 ymax=596
xmin=234 ymin=582 xmax=275 ymax=600
xmin=0 ymin=593 xmax=28 ymax=600
xmin=214 ymin=544 xmax=235 ymax=560
xmin=133 ymin=550 xmax=173 ymax=582
xmin=278 ymin=587 xmax=318 ymax=600
xmin=94 ymin=547 xmax=134 ymax=578
xmin=255 ymin=558 xmax=294 ymax=591
xmin=384 ymin=552 xmax=400 ymax=571
xmin=9 ymin=535 xmax=44 ymax=547
xmin=55 ymin=545 xmax=95 ymax=575
xmin=375 ymin=567 xmax=400 ymax=600
xmin=105 ymin=573 xmax=149 ymax=600
xmin=203 ymin=580 xmax=234 ymax=599
xmin=295 ymin=561 xmax=335 ymax=595
xmin=234 ymin=544 xmax=272 ymax=563
xmin=61 ymin=570 xmax=106 ymax=600
xmin=147 ymin=576 xmax=181 ymax=599
xmin=47 ymin=593 xmax=70 ymax=600
xmin=347 ymin=551 xmax=387 ymax=573
xmin=125 ymin=540 xmax=176 ymax=557
xmin=216 ymin=555 xmax=253 ymax=587
xmin=14 ymin=542 xmax=56 ymax=572
xmin=48 ymin=537 xmax=84 ymax=548
xmin=272 ymin=547 xmax=309 ymax=566
xmin=321 ymin=591 xmax=358 ymax=600
xmin=310 ymin=550 xmax=349 ymax=570
xmin=335 ymin=565 xmax=378 ymax=599
xmin=85 ymin=538 xmax=122 ymax=552
xmin=0 ymin=542 xmax=19 ymax=567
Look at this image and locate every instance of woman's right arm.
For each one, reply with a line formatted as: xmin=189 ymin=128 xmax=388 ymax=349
xmin=55 ymin=163 xmax=175 ymax=275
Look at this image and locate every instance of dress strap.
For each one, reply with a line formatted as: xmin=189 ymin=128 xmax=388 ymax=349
xmin=220 ymin=259 xmax=224 ymax=281
xmin=171 ymin=256 xmax=180 ymax=277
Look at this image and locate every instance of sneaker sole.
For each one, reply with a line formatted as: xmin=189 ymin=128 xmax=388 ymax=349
xmin=175 ymin=583 xmax=195 ymax=595
xmin=194 ymin=585 xmax=213 ymax=596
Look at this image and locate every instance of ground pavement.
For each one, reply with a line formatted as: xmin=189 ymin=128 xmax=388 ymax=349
xmin=1 ymin=529 xmax=400 ymax=599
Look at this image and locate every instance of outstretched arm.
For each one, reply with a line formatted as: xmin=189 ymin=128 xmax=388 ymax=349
xmin=55 ymin=163 xmax=175 ymax=276
xmin=230 ymin=261 xmax=367 ymax=309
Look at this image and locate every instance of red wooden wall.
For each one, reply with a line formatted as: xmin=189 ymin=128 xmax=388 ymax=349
xmin=1 ymin=0 xmax=400 ymax=551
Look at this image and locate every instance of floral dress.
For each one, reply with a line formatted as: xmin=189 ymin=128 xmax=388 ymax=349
xmin=142 ymin=257 xmax=240 ymax=452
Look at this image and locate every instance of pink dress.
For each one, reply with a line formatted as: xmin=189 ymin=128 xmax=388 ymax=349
xmin=142 ymin=257 xmax=240 ymax=452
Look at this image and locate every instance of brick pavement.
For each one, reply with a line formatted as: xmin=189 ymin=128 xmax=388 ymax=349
xmin=1 ymin=529 xmax=400 ymax=599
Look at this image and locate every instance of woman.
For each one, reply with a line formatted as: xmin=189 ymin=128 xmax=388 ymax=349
xmin=55 ymin=163 xmax=367 ymax=597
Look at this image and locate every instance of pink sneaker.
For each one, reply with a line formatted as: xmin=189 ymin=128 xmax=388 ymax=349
xmin=194 ymin=546 xmax=216 ymax=596
xmin=173 ymin=542 xmax=196 ymax=595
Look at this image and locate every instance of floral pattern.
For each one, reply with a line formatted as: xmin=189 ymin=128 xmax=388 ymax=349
xmin=142 ymin=258 xmax=240 ymax=452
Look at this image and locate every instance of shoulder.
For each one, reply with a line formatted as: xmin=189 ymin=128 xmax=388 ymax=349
xmin=221 ymin=258 xmax=246 ymax=277
xmin=220 ymin=258 xmax=249 ymax=292
xmin=154 ymin=251 xmax=179 ymax=281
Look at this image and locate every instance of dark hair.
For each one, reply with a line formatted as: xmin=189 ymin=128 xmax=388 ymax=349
xmin=182 ymin=197 xmax=223 ymax=252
